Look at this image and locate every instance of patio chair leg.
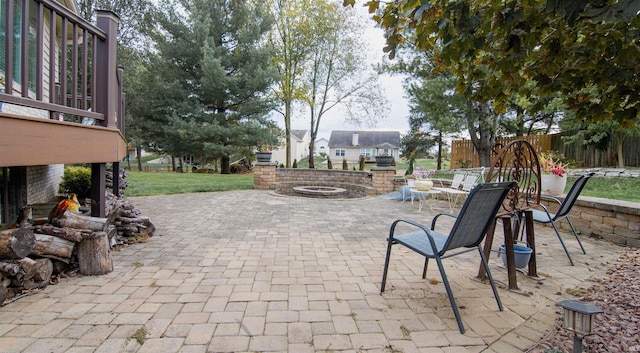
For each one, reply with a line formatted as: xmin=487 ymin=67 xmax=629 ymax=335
xmin=477 ymin=247 xmax=503 ymax=311
xmin=566 ymin=217 xmax=587 ymax=254
xmin=551 ymin=221 xmax=575 ymax=266
xmin=381 ymin=238 xmax=394 ymax=293
xmin=434 ymin=256 xmax=465 ymax=334
xmin=422 ymin=258 xmax=429 ymax=279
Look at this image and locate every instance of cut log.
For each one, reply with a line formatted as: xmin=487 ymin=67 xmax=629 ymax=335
xmin=0 ymin=262 xmax=20 ymax=276
xmin=0 ymin=283 xmax=7 ymax=303
xmin=16 ymin=205 xmax=33 ymax=228
xmin=22 ymin=278 xmax=49 ymax=290
xmin=30 ymin=233 xmax=75 ymax=263
xmin=0 ymin=228 xmax=36 ymax=259
xmin=137 ymin=217 xmax=155 ymax=237
xmin=1 ymin=274 xmax=11 ymax=287
xmin=77 ymin=231 xmax=113 ymax=275
xmin=32 ymin=224 xmax=89 ymax=242
xmin=19 ymin=258 xmax=53 ymax=282
xmin=51 ymin=211 xmax=107 ymax=231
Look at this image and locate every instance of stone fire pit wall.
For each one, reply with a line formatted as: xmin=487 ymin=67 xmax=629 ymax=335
xmin=253 ymin=163 xmax=396 ymax=196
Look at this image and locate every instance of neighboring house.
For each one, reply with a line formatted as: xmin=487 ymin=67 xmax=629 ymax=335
xmin=1 ymin=0 xmax=125 ymax=226
xmin=328 ymin=131 xmax=401 ymax=162
xmin=272 ymin=129 xmax=310 ymax=165
xmin=314 ymin=138 xmax=329 ymax=156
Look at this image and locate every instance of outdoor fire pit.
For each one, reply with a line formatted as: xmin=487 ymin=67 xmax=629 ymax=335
xmin=293 ymin=186 xmax=347 ymax=199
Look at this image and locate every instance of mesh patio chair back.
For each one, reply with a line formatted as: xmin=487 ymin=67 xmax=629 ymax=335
xmin=381 ymin=181 xmax=518 ymax=333
xmin=442 ymin=181 xmax=518 ymax=252
xmin=531 ymin=172 xmax=595 ymax=265
xmin=555 ymin=173 xmax=594 ymax=218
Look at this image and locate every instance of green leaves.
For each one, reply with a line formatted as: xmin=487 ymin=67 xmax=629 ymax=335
xmin=366 ymin=0 xmax=639 ymax=129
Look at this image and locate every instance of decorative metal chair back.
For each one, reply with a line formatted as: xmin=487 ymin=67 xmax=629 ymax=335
xmin=485 ymin=140 xmax=541 ymax=215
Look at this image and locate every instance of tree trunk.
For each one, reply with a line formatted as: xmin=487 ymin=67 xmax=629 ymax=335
xmin=468 ymin=102 xmax=497 ymax=168
xmin=0 ymin=228 xmax=36 ymax=259
xmin=308 ymin=133 xmax=316 ymax=169
xmin=50 ymin=211 xmax=107 ymax=232
xmin=220 ymin=155 xmax=230 ymax=174
xmin=136 ymin=145 xmax=142 ymax=171
xmin=33 ymin=224 xmax=88 ymax=242
xmin=285 ymin=100 xmax=292 ymax=168
xmin=30 ymin=233 xmax=76 ymax=263
xmin=436 ymin=132 xmax=443 ymax=170
xmin=616 ymin=132 xmax=625 ymax=168
xmin=77 ymin=230 xmax=113 ymax=275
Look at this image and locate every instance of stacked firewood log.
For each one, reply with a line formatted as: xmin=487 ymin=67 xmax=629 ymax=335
xmin=106 ymin=169 xmax=128 ymax=196
xmin=0 ymin=169 xmax=155 ymax=304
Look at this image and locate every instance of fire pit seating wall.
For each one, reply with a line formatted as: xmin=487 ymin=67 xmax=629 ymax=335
xmin=272 ymin=169 xmax=379 ymax=198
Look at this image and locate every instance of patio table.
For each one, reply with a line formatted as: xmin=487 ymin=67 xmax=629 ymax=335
xmin=410 ymin=189 xmax=441 ymax=212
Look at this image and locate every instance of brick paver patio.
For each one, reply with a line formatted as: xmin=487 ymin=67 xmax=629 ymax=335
xmin=0 ymin=190 xmax=624 ymax=352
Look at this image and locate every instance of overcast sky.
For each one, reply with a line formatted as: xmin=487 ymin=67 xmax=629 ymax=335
xmin=279 ymin=4 xmax=410 ymax=141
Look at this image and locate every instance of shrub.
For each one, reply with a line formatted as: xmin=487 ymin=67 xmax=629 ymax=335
xmin=327 ymin=156 xmax=333 ymax=170
xmin=359 ymin=155 xmax=366 ymax=171
xmin=59 ymin=166 xmax=91 ymax=199
xmin=342 ymin=159 xmax=348 ymax=170
xmin=292 ymin=159 xmax=298 ymax=168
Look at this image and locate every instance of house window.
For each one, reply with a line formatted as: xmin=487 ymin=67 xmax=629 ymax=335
xmin=0 ymin=0 xmax=37 ymax=91
xmin=335 ymin=148 xmax=345 ymax=157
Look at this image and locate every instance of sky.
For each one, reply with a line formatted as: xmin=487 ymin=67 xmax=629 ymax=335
xmin=279 ymin=4 xmax=411 ymax=141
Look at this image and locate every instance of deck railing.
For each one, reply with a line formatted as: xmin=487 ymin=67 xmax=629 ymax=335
xmin=1 ymin=0 xmax=122 ymax=133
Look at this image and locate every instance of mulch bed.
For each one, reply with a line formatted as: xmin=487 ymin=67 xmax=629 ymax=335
xmin=529 ymin=248 xmax=640 ymax=353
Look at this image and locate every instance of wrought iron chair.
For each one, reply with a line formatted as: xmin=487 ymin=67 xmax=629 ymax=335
xmin=530 ymin=172 xmax=595 ymax=266
xmin=381 ymin=181 xmax=518 ymax=334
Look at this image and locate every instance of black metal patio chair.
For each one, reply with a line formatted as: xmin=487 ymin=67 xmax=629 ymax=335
xmin=381 ymin=181 xmax=518 ymax=334
xmin=530 ymin=172 xmax=595 ymax=266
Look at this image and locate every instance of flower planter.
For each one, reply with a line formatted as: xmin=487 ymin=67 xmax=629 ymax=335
xmin=375 ymin=155 xmax=394 ymax=167
xmin=415 ymin=179 xmax=433 ymax=191
xmin=499 ymin=243 xmax=533 ymax=269
xmin=255 ymin=152 xmax=272 ymax=163
xmin=541 ymin=173 xmax=567 ymax=195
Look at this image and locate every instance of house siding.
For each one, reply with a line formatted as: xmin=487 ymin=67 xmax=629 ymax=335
xmin=27 ymin=164 xmax=63 ymax=204
xmin=328 ymin=131 xmax=400 ymax=163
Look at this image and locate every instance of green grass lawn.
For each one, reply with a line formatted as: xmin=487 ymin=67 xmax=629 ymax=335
xmin=576 ymin=176 xmax=640 ymax=202
xmin=125 ymin=170 xmax=254 ymax=197
xmin=125 ymin=157 xmax=640 ymax=202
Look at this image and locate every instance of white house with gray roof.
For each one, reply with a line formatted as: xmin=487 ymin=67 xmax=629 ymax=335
xmin=271 ymin=130 xmax=310 ymax=165
xmin=328 ymin=131 xmax=400 ymax=162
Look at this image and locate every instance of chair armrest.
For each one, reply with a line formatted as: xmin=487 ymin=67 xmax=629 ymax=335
xmin=389 ymin=218 xmax=440 ymax=251
xmin=431 ymin=212 xmax=458 ymax=231
xmin=540 ymin=194 xmax=562 ymax=206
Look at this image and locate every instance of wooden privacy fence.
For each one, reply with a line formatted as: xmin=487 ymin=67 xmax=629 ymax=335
xmin=451 ymin=133 xmax=640 ymax=169
xmin=451 ymin=135 xmax=552 ymax=169
xmin=552 ymin=132 xmax=640 ymax=168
